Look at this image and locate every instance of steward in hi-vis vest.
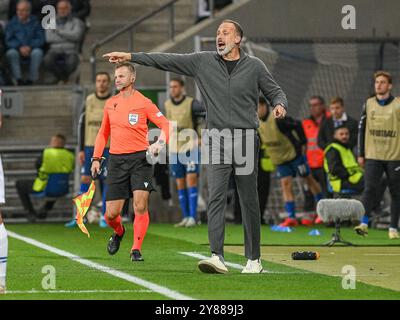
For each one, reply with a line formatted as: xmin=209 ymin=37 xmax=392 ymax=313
xmin=324 ymin=141 xmax=363 ymax=193
xmin=33 ymin=147 xmax=75 ymax=192
xmin=15 ymin=134 xmax=74 ymax=222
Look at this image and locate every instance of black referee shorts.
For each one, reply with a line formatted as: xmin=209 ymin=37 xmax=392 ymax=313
xmin=105 ymin=150 xmax=155 ymax=201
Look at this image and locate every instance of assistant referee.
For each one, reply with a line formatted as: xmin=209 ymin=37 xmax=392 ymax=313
xmin=92 ymin=62 xmax=171 ymax=261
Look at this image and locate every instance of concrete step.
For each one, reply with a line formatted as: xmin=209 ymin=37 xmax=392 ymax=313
xmin=0 ymin=86 xmax=82 ymax=145
xmin=79 ymin=0 xmax=194 ymax=84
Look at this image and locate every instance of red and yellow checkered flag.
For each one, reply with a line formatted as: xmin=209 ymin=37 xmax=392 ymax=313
xmin=73 ymin=181 xmax=96 ymax=238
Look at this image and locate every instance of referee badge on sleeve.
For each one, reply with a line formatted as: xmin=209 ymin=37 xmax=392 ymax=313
xmin=128 ymin=113 xmax=138 ymax=125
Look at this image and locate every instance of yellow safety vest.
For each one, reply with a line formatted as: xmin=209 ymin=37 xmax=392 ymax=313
xmin=365 ymin=96 xmax=400 ymax=160
xmin=324 ymin=142 xmax=363 ymax=193
xmin=85 ymin=93 xmax=110 ymax=147
xmin=165 ymin=97 xmax=197 ymax=153
xmin=261 ymin=113 xmax=296 ymax=166
xmin=33 ymin=148 xmax=75 ymax=192
xmin=258 ymin=118 xmax=275 ymax=172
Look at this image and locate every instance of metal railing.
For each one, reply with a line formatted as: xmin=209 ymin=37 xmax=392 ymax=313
xmin=90 ymin=0 xmax=180 ymax=82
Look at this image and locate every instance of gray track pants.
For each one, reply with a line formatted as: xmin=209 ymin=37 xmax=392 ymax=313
xmin=204 ymin=130 xmax=261 ymax=260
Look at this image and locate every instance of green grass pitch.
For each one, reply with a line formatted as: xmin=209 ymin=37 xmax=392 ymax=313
xmin=1 ymin=223 xmax=400 ymax=300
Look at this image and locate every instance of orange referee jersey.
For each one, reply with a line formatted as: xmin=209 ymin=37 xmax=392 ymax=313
xmin=93 ymin=89 xmax=170 ymax=158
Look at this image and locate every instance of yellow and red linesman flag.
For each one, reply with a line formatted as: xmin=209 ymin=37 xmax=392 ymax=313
xmin=73 ymin=180 xmax=96 ymax=237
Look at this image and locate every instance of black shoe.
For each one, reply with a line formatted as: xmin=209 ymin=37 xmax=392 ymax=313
xmin=107 ymin=226 xmax=125 ymax=255
xmin=130 ymin=249 xmax=144 ymax=262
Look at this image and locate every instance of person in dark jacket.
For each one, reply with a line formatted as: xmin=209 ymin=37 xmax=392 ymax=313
xmin=324 ymin=126 xmax=364 ymax=194
xmin=318 ymin=96 xmax=358 ymax=152
xmin=5 ymin=0 xmax=44 ymax=85
xmin=0 ymin=22 xmax=10 ymax=85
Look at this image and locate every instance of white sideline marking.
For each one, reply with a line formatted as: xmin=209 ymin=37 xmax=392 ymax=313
xmin=8 ymin=231 xmax=194 ymax=300
xmin=179 ymin=252 xmax=309 ymax=274
xmin=6 ymin=289 xmax=152 ymax=294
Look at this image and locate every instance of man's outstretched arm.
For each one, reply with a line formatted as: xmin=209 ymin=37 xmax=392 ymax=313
xmin=103 ymin=51 xmax=201 ymax=77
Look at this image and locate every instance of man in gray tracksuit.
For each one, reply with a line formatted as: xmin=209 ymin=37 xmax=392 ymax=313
xmin=103 ymin=19 xmax=288 ymax=274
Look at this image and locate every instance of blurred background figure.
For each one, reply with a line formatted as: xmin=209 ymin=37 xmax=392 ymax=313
xmin=43 ymin=0 xmax=84 ymax=84
xmin=15 ymin=134 xmax=74 ymax=222
xmin=65 ymin=71 xmax=111 ymax=228
xmin=5 ymin=0 xmax=44 ymax=85
xmin=355 ymin=71 xmax=400 ymax=240
xmin=301 ymin=96 xmax=330 ymax=211
xmin=165 ymin=78 xmax=205 ymax=228
xmin=324 ymin=126 xmax=364 ymax=195
xmin=318 ymin=97 xmax=358 ymax=152
xmin=263 ymin=110 xmax=323 ymax=227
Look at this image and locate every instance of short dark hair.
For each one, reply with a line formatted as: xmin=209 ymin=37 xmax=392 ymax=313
xmin=334 ymin=125 xmax=349 ymax=133
xmin=96 ymin=71 xmax=111 ymax=82
xmin=115 ymin=62 xmax=136 ymax=75
xmin=222 ymin=19 xmax=244 ymax=41
xmin=309 ymin=95 xmax=325 ymax=105
xmin=330 ymin=96 xmax=344 ymax=106
xmin=374 ymin=70 xmax=392 ymax=84
xmin=170 ymin=78 xmax=185 ymax=87
xmin=54 ymin=134 xmax=66 ymax=145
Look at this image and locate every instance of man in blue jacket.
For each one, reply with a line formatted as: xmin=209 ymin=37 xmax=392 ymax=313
xmin=5 ymin=0 xmax=44 ymax=85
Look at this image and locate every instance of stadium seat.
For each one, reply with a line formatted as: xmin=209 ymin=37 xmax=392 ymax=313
xmin=326 ymin=179 xmax=358 ymax=199
xmin=31 ymin=173 xmax=70 ymax=199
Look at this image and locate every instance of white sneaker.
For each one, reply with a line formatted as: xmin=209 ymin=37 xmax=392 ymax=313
xmin=198 ymin=254 xmax=228 ymax=274
xmin=241 ymin=259 xmax=263 ymax=274
xmin=185 ymin=217 xmax=196 ymax=227
xmin=174 ymin=218 xmax=188 ymax=227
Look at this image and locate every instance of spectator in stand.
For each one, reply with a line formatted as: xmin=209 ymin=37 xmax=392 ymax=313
xmin=0 ymin=22 xmax=10 ymax=85
xmin=5 ymin=0 xmax=44 ymax=85
xmin=318 ymin=96 xmax=358 ymax=152
xmin=195 ymin=0 xmax=232 ymax=24
xmin=301 ymin=95 xmax=330 ymax=210
xmin=8 ymin=0 xmax=47 ymax=21
xmin=0 ymin=0 xmax=10 ymax=26
xmin=195 ymin=0 xmax=210 ymax=23
xmin=43 ymin=0 xmax=84 ymax=84
xmin=69 ymin=0 xmax=90 ymax=22
xmin=69 ymin=0 xmax=90 ymax=53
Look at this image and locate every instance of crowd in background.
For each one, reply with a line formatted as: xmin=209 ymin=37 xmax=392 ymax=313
xmin=0 ymin=0 xmax=90 ymax=86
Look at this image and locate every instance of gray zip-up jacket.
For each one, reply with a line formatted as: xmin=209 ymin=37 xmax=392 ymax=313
xmin=131 ymin=49 xmax=287 ymax=130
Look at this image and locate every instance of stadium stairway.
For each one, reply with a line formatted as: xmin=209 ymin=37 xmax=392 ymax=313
xmin=79 ymin=0 xmax=195 ymax=84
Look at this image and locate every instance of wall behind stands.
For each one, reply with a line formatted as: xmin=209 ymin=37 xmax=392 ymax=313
xmin=134 ymin=0 xmax=399 ymax=96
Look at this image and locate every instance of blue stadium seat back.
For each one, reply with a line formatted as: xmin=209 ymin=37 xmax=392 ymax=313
xmin=32 ymin=173 xmax=70 ymax=198
xmin=327 ymin=178 xmax=358 ymax=195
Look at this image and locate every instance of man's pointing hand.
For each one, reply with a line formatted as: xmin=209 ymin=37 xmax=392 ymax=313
xmin=103 ymin=52 xmax=132 ymax=64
